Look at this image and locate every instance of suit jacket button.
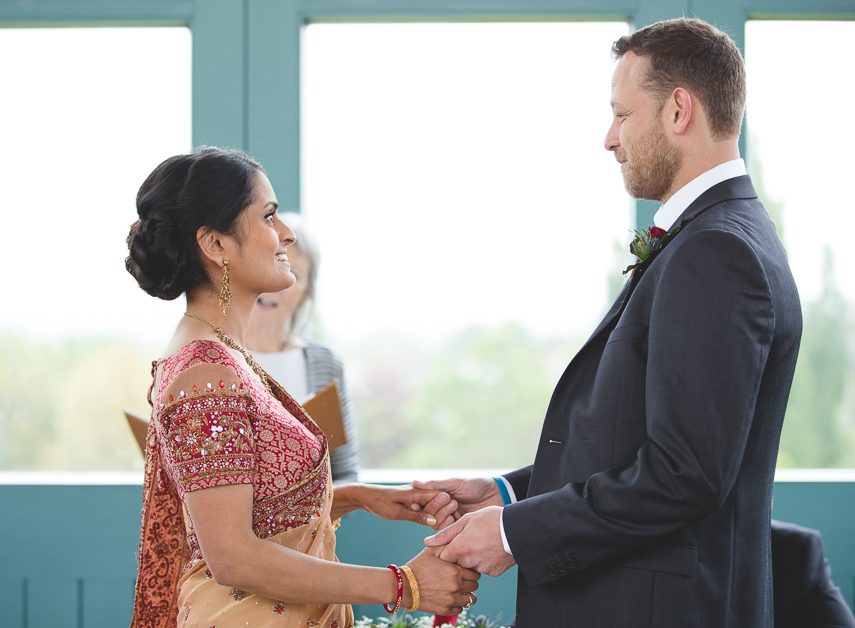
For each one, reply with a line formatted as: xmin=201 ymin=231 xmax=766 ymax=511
xmin=556 ymin=562 xmax=567 ymax=573
xmin=566 ymin=559 xmax=577 ymax=569
xmin=547 ymin=567 xmax=558 ymax=577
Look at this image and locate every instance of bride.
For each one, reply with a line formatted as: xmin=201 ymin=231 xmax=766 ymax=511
xmin=125 ymin=147 xmax=479 ymax=628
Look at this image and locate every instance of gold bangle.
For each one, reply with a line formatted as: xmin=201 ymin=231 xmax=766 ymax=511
xmin=400 ymin=565 xmax=419 ymax=612
xmin=331 ymin=518 xmax=341 ymax=531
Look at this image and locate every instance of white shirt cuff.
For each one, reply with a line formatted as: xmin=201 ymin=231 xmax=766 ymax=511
xmin=498 ymin=475 xmax=517 ymax=503
xmin=499 ymin=508 xmax=514 ymax=557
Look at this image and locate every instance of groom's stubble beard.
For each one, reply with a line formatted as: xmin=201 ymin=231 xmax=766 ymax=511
xmin=617 ymin=116 xmax=682 ymax=202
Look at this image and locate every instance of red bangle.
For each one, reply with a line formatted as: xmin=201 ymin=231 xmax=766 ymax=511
xmin=383 ymin=564 xmax=403 ymax=614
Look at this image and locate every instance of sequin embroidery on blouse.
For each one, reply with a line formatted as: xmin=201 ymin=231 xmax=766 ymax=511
xmin=152 ymin=340 xmax=329 ymax=569
xmin=161 ymin=393 xmax=256 ymax=491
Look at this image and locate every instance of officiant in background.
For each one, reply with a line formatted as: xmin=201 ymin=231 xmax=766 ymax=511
xmin=247 ymin=212 xmax=360 ymax=484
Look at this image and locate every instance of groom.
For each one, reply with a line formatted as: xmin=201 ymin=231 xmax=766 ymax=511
xmin=418 ymin=18 xmax=802 ymax=627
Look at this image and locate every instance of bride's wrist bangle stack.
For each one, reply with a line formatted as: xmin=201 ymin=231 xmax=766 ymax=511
xmin=400 ymin=565 xmax=420 ymax=612
xmin=384 ymin=564 xmax=403 ymax=613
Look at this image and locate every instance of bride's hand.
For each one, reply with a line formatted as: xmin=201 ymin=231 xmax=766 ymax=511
xmin=404 ymin=546 xmax=480 ymax=615
xmin=334 ymin=484 xmax=445 ymax=527
xmin=412 ymin=477 xmax=504 ymax=530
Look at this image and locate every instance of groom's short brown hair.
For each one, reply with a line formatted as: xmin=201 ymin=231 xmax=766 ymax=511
xmin=612 ymin=18 xmax=746 ymax=141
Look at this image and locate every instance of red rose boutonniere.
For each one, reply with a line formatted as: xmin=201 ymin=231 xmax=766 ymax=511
xmin=622 ymin=225 xmax=681 ymax=275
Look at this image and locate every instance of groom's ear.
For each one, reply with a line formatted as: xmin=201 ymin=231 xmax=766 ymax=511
xmin=666 ymin=87 xmax=693 ymax=136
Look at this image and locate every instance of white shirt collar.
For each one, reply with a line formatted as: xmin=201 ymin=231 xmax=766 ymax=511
xmin=653 ymin=158 xmax=748 ymax=231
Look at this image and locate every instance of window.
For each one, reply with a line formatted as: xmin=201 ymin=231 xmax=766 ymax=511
xmin=303 ymin=22 xmax=630 ymax=469
xmin=0 ymin=27 xmax=191 ymax=470
xmin=746 ymin=21 xmax=855 ymax=468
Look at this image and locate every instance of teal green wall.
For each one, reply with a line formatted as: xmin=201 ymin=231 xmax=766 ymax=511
xmin=3 ymin=0 xmax=853 ymax=220
xmin=0 ymin=485 xmax=140 ymax=627
xmin=0 ymin=481 xmax=853 ymax=626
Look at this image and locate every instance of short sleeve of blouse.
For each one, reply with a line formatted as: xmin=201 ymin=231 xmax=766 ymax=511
xmin=157 ymin=391 xmax=257 ymax=498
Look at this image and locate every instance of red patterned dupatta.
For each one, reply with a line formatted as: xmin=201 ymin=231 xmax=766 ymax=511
xmin=130 ymin=418 xmax=192 ymax=628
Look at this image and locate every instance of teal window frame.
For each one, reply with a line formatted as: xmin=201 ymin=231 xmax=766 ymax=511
xmin=3 ymin=0 xmax=853 ymax=227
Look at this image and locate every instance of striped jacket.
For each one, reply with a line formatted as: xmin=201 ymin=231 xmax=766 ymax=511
xmin=304 ymin=340 xmax=360 ymax=483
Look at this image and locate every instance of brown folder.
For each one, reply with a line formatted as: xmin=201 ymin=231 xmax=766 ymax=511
xmin=124 ymin=408 xmax=150 ymax=457
xmin=302 ymin=380 xmax=348 ymax=454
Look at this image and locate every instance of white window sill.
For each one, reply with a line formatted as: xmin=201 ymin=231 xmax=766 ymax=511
xmin=3 ymin=468 xmax=855 ymax=485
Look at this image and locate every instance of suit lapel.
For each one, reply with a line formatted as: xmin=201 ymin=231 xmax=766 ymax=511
xmin=572 ymin=175 xmax=758 ymax=359
xmin=578 ymin=271 xmax=637 ymax=351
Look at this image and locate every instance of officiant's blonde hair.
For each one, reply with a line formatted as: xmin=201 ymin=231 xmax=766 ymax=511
xmin=612 ymin=18 xmax=746 ymax=142
xmin=280 ymin=212 xmax=321 ymax=335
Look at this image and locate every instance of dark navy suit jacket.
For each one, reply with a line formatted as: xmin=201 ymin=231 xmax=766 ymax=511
xmin=772 ymin=521 xmax=855 ymax=628
xmin=503 ymin=176 xmax=802 ymax=627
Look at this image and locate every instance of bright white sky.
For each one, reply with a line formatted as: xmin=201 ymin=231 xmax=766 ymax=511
xmin=303 ymin=22 xmax=631 ymax=344
xmin=0 ymin=28 xmax=191 ymax=342
xmin=745 ymin=21 xmax=855 ymax=304
xmin=0 ymin=21 xmax=852 ymax=345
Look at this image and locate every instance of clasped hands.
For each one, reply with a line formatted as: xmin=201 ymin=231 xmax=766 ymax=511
xmin=343 ymin=478 xmax=515 ymax=613
xmin=413 ymin=477 xmax=517 ymax=578
xmin=337 ymin=482 xmax=484 ymax=614
xmin=359 ymin=478 xmax=517 ymax=578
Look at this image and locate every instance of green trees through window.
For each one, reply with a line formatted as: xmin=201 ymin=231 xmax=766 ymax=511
xmin=746 ymin=21 xmax=855 ymax=468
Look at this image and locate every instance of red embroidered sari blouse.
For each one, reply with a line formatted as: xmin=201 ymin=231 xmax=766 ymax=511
xmin=131 ymin=340 xmax=331 ymax=628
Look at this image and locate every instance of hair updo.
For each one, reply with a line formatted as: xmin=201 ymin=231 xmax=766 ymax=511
xmin=125 ymin=146 xmax=264 ymax=300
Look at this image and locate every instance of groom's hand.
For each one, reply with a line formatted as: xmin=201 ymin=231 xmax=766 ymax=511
xmin=424 ymin=506 xmax=516 ymax=577
xmin=412 ymin=477 xmax=504 ymax=530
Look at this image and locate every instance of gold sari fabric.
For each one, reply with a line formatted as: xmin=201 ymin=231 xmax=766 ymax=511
xmin=175 ymin=465 xmax=352 ymax=628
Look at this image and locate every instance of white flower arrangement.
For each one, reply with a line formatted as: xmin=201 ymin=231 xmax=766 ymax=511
xmin=354 ymin=610 xmax=508 ymax=628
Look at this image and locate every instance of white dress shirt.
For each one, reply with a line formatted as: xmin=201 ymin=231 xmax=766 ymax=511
xmin=498 ymin=157 xmax=748 ymax=557
xmin=653 ymin=158 xmax=747 ymax=231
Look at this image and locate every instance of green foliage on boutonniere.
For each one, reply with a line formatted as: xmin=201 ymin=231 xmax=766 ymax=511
xmin=623 ymin=225 xmax=681 ymax=275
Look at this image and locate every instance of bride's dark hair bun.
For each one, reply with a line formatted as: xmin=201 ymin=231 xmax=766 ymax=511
xmin=125 ymin=146 xmax=264 ymax=300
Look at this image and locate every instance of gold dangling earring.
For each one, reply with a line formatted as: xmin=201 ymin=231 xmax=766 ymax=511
xmin=218 ymin=260 xmax=231 ymax=316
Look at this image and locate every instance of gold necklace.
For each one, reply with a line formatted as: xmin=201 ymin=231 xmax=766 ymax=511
xmin=183 ymin=312 xmax=274 ymax=395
